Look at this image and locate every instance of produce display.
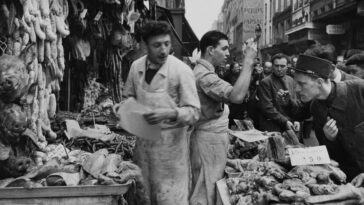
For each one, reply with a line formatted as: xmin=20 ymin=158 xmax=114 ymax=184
xmin=0 ymin=148 xmax=147 ymax=203
xmin=0 ymin=0 xmax=140 ymax=183
xmin=0 ymin=0 xmax=72 ymax=181
xmin=224 ymin=130 xmax=360 ymax=205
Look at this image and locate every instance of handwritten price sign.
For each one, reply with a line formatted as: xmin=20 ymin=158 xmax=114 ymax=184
xmin=288 ymin=146 xmax=331 ymax=166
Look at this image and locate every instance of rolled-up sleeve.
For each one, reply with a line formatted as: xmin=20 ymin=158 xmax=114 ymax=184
xmin=199 ymin=72 xmax=233 ymax=103
xmin=258 ymin=80 xmax=288 ymax=126
xmin=175 ymin=67 xmax=201 ymax=125
xmin=123 ymin=63 xmax=137 ymax=98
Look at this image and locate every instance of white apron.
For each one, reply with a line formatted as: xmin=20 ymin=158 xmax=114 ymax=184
xmin=190 ymin=105 xmax=229 ymax=205
xmin=133 ymin=58 xmax=190 ymax=205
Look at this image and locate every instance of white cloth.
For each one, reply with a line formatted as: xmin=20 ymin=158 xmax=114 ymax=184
xmin=190 ymin=105 xmax=230 ymax=205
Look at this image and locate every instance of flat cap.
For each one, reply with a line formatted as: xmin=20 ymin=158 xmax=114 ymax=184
xmin=346 ymin=53 xmax=364 ymax=66
xmin=294 ymin=54 xmax=333 ymax=79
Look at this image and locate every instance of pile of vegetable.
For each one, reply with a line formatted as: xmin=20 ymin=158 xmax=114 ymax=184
xmin=223 ymin=130 xmax=364 ymax=205
xmin=0 ymin=148 xmax=147 ymax=203
xmin=225 ymin=158 xmax=348 ymax=205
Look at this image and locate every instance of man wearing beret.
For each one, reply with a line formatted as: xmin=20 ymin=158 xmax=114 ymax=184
xmin=293 ymin=54 xmax=364 ymax=185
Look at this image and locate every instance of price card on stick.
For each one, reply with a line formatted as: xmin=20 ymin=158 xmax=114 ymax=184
xmin=288 ymin=146 xmax=331 ymax=166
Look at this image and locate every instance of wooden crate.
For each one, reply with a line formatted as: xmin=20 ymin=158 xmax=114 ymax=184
xmin=0 ymin=181 xmax=132 ymax=205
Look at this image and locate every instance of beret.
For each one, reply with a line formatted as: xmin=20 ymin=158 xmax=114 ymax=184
xmin=346 ymin=53 xmax=364 ymax=66
xmin=294 ymin=54 xmax=333 ymax=79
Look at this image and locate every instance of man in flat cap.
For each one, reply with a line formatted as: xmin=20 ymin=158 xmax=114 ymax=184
xmin=293 ymin=54 xmax=364 ymax=185
xmin=345 ymin=52 xmax=364 ymax=79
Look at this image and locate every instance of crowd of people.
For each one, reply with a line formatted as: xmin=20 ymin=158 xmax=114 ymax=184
xmin=120 ymin=20 xmax=364 ymax=205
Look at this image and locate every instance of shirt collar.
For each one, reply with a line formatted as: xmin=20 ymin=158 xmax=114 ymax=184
xmin=196 ymin=59 xmax=215 ymax=72
xmin=137 ymin=55 xmax=169 ymax=77
xmin=147 ymin=58 xmax=162 ymax=70
xmin=333 ymin=69 xmax=342 ymax=82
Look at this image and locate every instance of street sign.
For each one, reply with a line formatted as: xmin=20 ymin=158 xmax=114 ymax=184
xmin=326 ymin=24 xmax=346 ymax=35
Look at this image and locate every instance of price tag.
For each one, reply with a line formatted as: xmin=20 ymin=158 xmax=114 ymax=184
xmin=288 ymin=146 xmax=331 ymax=166
xmin=94 ymin=11 xmax=103 ymax=21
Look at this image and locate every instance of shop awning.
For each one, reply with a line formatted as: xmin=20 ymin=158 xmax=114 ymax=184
xmin=156 ymin=6 xmax=199 ymax=57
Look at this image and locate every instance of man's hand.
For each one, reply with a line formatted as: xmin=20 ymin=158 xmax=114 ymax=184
xmin=242 ymin=38 xmax=257 ymax=59
xmin=286 ymin=121 xmax=300 ymax=131
xmin=351 ymin=173 xmax=364 ymax=187
xmin=277 ymin=89 xmax=291 ymax=106
xmin=143 ymin=108 xmax=177 ymax=125
xmin=323 ymin=117 xmax=338 ymax=141
xmin=286 ymin=121 xmax=294 ymax=130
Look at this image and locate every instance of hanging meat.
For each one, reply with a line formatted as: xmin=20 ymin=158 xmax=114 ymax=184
xmin=0 ymin=54 xmax=30 ymax=103
xmin=104 ymin=26 xmax=132 ymax=103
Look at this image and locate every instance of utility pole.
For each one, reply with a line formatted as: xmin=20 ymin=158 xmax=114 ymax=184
xmin=255 ymin=24 xmax=262 ymax=62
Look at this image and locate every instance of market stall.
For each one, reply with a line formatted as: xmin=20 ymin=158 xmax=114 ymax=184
xmin=220 ymin=128 xmax=364 ymax=205
xmin=0 ymin=0 xmax=149 ymax=204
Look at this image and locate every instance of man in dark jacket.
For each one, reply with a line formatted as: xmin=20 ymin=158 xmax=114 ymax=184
xmin=294 ymin=54 xmax=364 ymax=184
xmin=257 ymin=53 xmax=300 ymax=132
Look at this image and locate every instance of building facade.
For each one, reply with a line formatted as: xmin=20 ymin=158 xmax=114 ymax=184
xmin=218 ymin=0 xmax=265 ymax=61
xmin=261 ymin=0 xmax=294 ymax=59
xmin=311 ymin=0 xmax=364 ymax=55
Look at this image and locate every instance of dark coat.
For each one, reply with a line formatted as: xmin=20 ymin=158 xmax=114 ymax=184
xmin=311 ymin=80 xmax=364 ymax=180
xmin=340 ymin=70 xmax=359 ymax=81
xmin=257 ymin=74 xmax=300 ymax=132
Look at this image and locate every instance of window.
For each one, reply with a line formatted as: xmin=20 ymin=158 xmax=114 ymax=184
xmin=270 ymin=0 xmax=273 ymax=20
xmin=313 ymin=10 xmax=318 ymax=16
xmin=265 ymin=3 xmax=268 ymax=23
xmin=293 ymin=0 xmax=298 ymax=10
xmin=320 ymin=7 xmax=325 ymax=13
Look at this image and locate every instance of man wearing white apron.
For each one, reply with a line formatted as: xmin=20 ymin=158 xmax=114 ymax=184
xmin=124 ymin=21 xmax=200 ymax=205
xmin=190 ymin=31 xmax=257 ymax=205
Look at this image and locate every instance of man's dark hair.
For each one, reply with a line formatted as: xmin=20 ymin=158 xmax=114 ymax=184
xmin=141 ymin=21 xmax=172 ymax=43
xmin=304 ymin=44 xmax=337 ymax=63
xmin=271 ymin=53 xmax=289 ymax=64
xmin=199 ymin=30 xmax=228 ymax=55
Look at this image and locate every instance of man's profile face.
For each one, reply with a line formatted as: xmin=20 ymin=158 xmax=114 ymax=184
xmin=264 ymin=62 xmax=272 ymax=75
xmin=294 ymin=72 xmax=320 ymax=102
xmin=212 ymin=39 xmax=230 ymax=66
xmin=272 ymin=58 xmax=288 ymax=78
xmin=146 ymin=34 xmax=171 ymax=65
xmin=232 ymin=63 xmax=240 ymax=73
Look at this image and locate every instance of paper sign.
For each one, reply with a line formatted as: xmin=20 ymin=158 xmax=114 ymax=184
xmin=94 ymin=11 xmax=103 ymax=21
xmin=80 ymin=9 xmax=88 ymax=19
xmin=229 ymin=129 xmax=269 ymax=143
xmin=116 ymin=98 xmax=161 ymax=140
xmin=288 ymin=146 xmax=331 ymax=166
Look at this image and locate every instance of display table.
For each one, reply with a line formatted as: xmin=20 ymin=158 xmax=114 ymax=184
xmin=0 ymin=181 xmax=132 ymax=205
